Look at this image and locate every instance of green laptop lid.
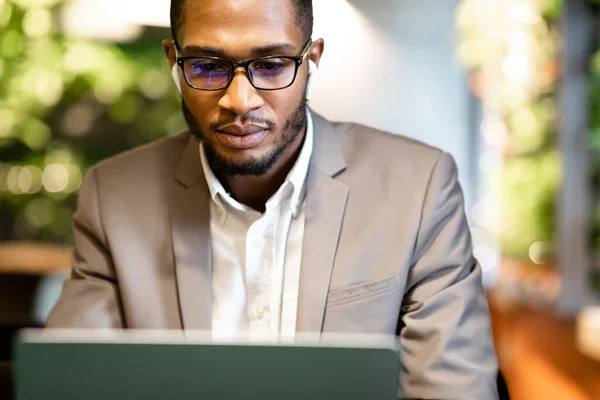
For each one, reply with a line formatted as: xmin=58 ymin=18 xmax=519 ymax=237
xmin=14 ymin=330 xmax=402 ymax=400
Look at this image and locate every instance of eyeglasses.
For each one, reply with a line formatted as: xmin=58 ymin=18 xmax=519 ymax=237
xmin=173 ymin=39 xmax=312 ymax=91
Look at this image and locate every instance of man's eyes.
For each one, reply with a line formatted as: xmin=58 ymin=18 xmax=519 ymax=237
xmin=252 ymin=59 xmax=287 ymax=71
xmin=189 ymin=61 xmax=229 ymax=74
xmin=187 ymin=58 xmax=291 ymax=75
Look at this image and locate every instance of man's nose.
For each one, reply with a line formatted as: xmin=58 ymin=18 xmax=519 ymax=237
xmin=218 ymin=69 xmax=264 ymax=115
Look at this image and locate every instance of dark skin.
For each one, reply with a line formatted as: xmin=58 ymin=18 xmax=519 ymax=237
xmin=163 ymin=0 xmax=324 ymax=212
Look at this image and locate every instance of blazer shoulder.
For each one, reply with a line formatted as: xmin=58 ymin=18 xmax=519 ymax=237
xmin=90 ymin=132 xmax=190 ymax=182
xmin=334 ymin=121 xmax=445 ymax=169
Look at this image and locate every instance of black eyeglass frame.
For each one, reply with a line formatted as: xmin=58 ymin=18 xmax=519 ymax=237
xmin=173 ymin=39 xmax=313 ymax=91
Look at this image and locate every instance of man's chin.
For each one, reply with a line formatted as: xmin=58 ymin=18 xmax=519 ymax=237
xmin=204 ymin=144 xmax=277 ymax=177
xmin=209 ymin=144 xmax=266 ymax=164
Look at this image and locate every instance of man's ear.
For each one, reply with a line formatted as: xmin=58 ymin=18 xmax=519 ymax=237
xmin=162 ymin=39 xmax=177 ymax=68
xmin=305 ymin=38 xmax=324 ymax=100
xmin=163 ymin=39 xmax=182 ymax=94
xmin=308 ymin=38 xmax=325 ymax=68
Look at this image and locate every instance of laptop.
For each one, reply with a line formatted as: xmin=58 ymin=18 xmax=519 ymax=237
xmin=14 ymin=330 xmax=401 ymax=400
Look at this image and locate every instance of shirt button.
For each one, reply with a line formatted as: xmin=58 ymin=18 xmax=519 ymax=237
xmin=256 ymin=305 xmax=269 ymax=319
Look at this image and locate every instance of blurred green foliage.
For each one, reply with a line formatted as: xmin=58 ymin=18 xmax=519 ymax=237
xmin=499 ymin=1 xmax=600 ymax=263
xmin=0 ymin=0 xmax=184 ymax=244
xmin=500 ymin=8 xmax=561 ymax=260
xmin=499 ymin=93 xmax=561 ymax=260
xmin=457 ymin=0 xmax=562 ymax=260
xmin=499 ymin=150 xmax=560 ymax=256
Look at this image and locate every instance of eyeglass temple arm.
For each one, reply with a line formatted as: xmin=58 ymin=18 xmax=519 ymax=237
xmin=172 ymin=40 xmax=181 ymax=58
xmin=300 ymin=39 xmax=312 ymax=62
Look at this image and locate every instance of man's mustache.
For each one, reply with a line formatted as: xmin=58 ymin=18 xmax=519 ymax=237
xmin=209 ymin=118 xmax=276 ymax=131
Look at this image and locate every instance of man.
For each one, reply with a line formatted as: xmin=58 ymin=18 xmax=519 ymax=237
xmin=47 ymin=0 xmax=499 ymax=398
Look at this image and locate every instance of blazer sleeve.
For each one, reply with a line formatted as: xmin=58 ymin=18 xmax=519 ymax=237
xmin=46 ymin=168 xmax=125 ymax=329
xmin=399 ymin=152 xmax=498 ymax=400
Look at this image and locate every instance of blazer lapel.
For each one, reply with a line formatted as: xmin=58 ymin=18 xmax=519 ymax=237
xmin=296 ymin=112 xmax=349 ymax=333
xmin=170 ymin=136 xmax=212 ymax=331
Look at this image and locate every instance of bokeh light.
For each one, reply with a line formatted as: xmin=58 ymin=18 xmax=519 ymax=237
xmin=0 ymin=1 xmax=13 ymax=28
xmin=479 ymin=149 xmax=502 ymax=174
xmin=23 ymin=165 xmax=43 ymax=194
xmin=0 ymin=108 xmax=16 ymax=138
xmin=481 ymin=115 xmax=507 ymax=150
xmin=472 ymin=201 xmax=491 ymax=229
xmin=25 ymin=68 xmax=64 ymax=106
xmin=21 ymin=119 xmax=51 ymax=150
xmin=62 ymin=103 xmax=97 ymax=137
xmin=529 ymin=241 xmax=549 ymax=265
xmin=7 ymin=166 xmax=23 ymax=194
xmin=139 ymin=69 xmax=170 ymax=100
xmin=17 ymin=166 xmax=33 ymax=193
xmin=42 ymin=164 xmax=69 ymax=193
xmin=470 ymin=227 xmax=490 ymax=248
xmin=22 ymin=8 xmax=53 ymax=38
xmin=473 ymin=244 xmax=500 ymax=287
xmin=64 ymin=164 xmax=82 ymax=193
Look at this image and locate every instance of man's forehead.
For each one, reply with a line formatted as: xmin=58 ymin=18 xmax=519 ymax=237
xmin=183 ymin=0 xmax=295 ymax=19
xmin=179 ymin=0 xmax=302 ymax=50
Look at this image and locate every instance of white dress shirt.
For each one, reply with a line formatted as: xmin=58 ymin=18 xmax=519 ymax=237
xmin=199 ymin=111 xmax=314 ymax=340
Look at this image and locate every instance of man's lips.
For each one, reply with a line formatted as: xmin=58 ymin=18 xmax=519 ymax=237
xmin=217 ymin=124 xmax=269 ymax=136
xmin=214 ymin=128 xmax=269 ymax=150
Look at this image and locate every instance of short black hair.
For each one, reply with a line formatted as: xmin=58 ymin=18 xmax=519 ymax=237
xmin=170 ymin=0 xmax=313 ymax=44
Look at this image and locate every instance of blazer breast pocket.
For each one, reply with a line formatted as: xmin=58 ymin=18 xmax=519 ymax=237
xmin=324 ymin=274 xmax=404 ymax=334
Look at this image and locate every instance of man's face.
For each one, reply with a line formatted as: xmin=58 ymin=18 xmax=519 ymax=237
xmin=164 ymin=0 xmax=321 ymax=176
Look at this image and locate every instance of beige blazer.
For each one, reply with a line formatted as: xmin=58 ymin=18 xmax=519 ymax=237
xmin=47 ymin=112 xmax=499 ymax=399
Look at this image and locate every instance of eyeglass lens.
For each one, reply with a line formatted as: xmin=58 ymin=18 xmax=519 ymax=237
xmin=183 ymin=57 xmax=298 ymax=90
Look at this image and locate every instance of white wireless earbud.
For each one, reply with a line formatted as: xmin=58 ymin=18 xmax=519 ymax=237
xmin=172 ymin=63 xmax=182 ymax=94
xmin=305 ymin=60 xmax=318 ymax=100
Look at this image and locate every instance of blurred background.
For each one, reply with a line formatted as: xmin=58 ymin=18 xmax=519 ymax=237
xmin=0 ymin=0 xmax=599 ymax=398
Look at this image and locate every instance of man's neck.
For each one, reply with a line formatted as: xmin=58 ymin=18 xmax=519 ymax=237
xmin=215 ymin=130 xmax=306 ymax=213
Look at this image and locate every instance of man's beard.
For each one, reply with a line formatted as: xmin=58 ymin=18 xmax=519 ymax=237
xmin=182 ymin=97 xmax=308 ymax=176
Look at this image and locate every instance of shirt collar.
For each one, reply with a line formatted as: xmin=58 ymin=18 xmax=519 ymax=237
xmin=284 ymin=109 xmax=314 ymax=217
xmin=199 ymin=109 xmax=314 ymax=222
